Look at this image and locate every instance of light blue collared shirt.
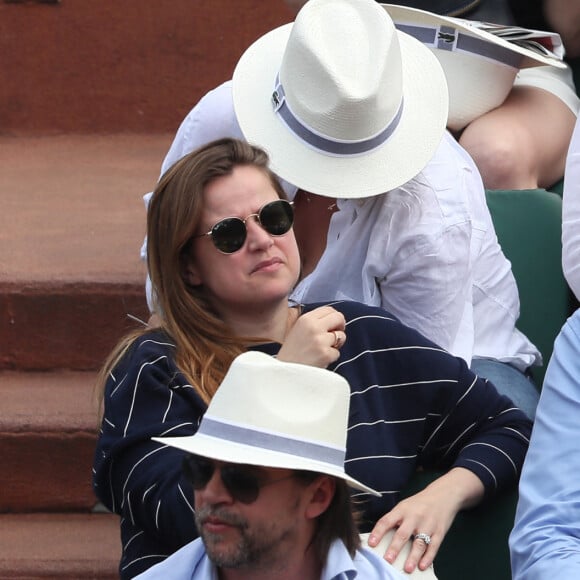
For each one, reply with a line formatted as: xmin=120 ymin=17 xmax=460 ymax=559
xmin=134 ymin=537 xmax=406 ymax=579
xmin=510 ymin=309 xmax=580 ymax=578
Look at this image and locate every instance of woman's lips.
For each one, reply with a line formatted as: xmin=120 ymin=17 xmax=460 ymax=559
xmin=251 ymin=256 xmax=283 ymax=274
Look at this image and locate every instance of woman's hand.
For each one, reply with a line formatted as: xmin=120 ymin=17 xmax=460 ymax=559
xmin=366 ymin=468 xmax=485 ymax=574
xmin=277 ymin=306 xmax=346 ymax=368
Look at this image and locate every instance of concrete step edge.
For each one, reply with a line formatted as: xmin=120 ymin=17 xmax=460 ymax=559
xmin=0 ymin=371 xmax=102 ymax=512
xmin=0 ymin=512 xmax=120 ymax=579
xmin=0 ymin=370 xmax=100 ymax=432
xmin=0 ymin=285 xmax=149 ymax=371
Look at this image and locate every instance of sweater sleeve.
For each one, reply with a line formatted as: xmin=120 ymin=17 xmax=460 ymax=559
xmin=370 ymin=308 xmax=533 ymax=498
xmin=419 ymin=354 xmax=532 ymax=498
xmin=93 ymin=332 xmax=207 ymax=574
xmin=326 ymin=301 xmax=532 ymax=506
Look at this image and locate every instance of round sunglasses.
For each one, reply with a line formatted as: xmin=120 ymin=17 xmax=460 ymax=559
xmin=182 ymin=454 xmax=295 ymax=504
xmin=194 ymin=199 xmax=294 ymax=254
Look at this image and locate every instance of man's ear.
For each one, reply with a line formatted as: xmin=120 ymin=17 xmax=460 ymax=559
xmin=304 ymin=476 xmax=335 ymax=520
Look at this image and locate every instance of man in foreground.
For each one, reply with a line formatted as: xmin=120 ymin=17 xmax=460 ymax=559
xmin=135 ymin=351 xmax=410 ymax=579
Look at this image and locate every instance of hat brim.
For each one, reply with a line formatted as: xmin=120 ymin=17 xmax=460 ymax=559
xmin=233 ymin=23 xmax=448 ymax=199
xmin=153 ymin=434 xmax=381 ymax=497
xmin=383 ymin=4 xmax=567 ymax=69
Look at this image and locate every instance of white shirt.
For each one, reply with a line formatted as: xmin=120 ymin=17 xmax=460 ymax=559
xmin=144 ymin=80 xmax=539 ymax=370
xmin=562 ymin=114 xmax=580 ymax=302
xmin=291 ymin=129 xmax=538 ymax=370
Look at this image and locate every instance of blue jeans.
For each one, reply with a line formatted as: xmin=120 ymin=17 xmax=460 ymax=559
xmin=470 ymin=358 xmax=539 ymax=420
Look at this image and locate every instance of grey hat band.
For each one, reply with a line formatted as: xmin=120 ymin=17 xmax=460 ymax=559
xmin=396 ymin=23 xmax=523 ymax=68
xmin=272 ymin=79 xmax=404 ymax=157
xmin=199 ymin=416 xmax=346 ymax=468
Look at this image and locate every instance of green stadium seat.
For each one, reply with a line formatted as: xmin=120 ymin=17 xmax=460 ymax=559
xmin=485 ymin=188 xmax=571 ymax=387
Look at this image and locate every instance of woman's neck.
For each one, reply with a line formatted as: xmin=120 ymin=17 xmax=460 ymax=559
xmin=222 ymin=302 xmax=299 ymax=344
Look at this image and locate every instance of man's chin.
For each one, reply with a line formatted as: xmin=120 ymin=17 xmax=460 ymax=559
xmin=204 ymin=541 xmax=249 ymax=569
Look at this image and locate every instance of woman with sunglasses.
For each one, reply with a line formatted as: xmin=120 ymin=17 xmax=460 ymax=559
xmin=93 ymin=138 xmax=531 ymax=580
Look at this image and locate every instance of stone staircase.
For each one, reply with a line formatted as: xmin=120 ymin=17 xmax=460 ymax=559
xmin=0 ymin=133 xmax=166 ymax=579
xmin=0 ymin=1 xmax=290 ymax=577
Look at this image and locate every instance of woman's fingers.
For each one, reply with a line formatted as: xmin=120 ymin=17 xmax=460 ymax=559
xmin=278 ymin=306 xmax=346 ymax=366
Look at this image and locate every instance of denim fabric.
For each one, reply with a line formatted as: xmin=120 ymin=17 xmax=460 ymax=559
xmin=471 ymin=357 xmax=539 ymax=420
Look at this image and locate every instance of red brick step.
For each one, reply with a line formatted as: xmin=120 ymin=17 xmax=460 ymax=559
xmin=0 ymin=135 xmax=163 ymax=371
xmin=0 ymin=370 xmax=99 ymax=512
xmin=0 ymin=513 xmax=120 ymax=579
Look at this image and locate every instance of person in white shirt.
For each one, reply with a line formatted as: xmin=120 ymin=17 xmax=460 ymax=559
xmin=562 ymin=114 xmax=580 ymax=301
xmin=142 ymin=0 xmax=541 ymax=417
xmin=134 ymin=351 xmax=410 ymax=580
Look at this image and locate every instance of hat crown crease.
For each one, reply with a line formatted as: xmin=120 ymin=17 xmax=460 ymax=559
xmin=279 ymin=0 xmax=403 ymax=143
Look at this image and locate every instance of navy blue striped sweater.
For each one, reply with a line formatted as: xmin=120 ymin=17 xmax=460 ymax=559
xmin=93 ymin=301 xmax=531 ymax=578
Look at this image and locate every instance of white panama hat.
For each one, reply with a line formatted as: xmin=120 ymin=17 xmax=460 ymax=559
xmin=232 ymin=0 xmax=449 ymax=199
xmin=382 ymin=3 xmax=566 ymax=131
xmin=154 ymin=351 xmax=380 ymax=497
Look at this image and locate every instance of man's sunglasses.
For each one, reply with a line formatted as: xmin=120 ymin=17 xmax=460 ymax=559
xmin=182 ymin=454 xmax=295 ymax=504
xmin=194 ymin=199 xmax=294 ymax=254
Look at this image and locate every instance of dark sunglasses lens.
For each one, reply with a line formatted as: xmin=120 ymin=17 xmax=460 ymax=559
xmin=182 ymin=455 xmax=214 ymax=490
xmin=211 ymin=217 xmax=247 ymax=254
xmin=221 ymin=465 xmax=260 ymax=504
xmin=259 ymin=200 xmax=294 ymax=236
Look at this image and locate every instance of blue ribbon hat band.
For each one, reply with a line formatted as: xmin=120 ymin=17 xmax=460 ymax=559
xmin=272 ymin=79 xmax=404 ymax=157
xmin=396 ymin=23 xmax=523 ymax=69
xmin=199 ymin=415 xmax=346 ymax=468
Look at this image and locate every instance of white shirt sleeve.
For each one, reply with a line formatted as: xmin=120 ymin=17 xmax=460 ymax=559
xmin=562 ymin=115 xmax=580 ymax=302
xmin=371 ymin=185 xmax=473 ymax=358
xmin=367 ymin=133 xmax=478 ymax=361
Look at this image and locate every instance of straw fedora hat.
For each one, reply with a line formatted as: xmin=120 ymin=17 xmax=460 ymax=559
xmin=382 ymin=4 xmax=566 ymax=131
xmin=232 ymin=0 xmax=449 ymax=199
xmin=154 ymin=351 xmax=380 ymax=497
